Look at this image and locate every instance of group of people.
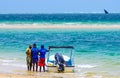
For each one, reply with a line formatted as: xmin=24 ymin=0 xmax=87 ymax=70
xmin=26 ymin=43 xmax=49 ymax=72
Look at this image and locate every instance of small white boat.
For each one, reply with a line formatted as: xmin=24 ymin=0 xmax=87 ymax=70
xmin=46 ymin=46 xmax=75 ymax=73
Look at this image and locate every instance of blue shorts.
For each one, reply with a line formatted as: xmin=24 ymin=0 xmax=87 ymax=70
xmin=31 ymin=58 xmax=38 ymax=64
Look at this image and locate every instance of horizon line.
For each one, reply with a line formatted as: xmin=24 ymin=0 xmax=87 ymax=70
xmin=0 ymin=12 xmax=120 ymax=14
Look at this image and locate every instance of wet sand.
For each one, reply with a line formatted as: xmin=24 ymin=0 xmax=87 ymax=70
xmin=0 ymin=72 xmax=120 ymax=78
xmin=0 ymin=72 xmax=76 ymax=78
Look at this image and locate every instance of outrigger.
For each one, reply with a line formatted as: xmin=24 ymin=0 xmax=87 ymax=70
xmin=46 ymin=46 xmax=75 ymax=72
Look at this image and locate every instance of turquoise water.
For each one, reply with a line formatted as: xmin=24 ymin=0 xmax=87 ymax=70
xmin=0 ymin=14 xmax=120 ymax=73
xmin=0 ymin=28 xmax=120 ymax=73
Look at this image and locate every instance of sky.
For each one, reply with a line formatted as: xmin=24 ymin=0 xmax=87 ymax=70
xmin=0 ymin=0 xmax=119 ymax=13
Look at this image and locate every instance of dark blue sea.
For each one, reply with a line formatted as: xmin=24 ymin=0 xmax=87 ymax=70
xmin=0 ymin=13 xmax=120 ymax=24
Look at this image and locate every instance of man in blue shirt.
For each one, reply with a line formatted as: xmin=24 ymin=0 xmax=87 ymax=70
xmin=38 ymin=45 xmax=49 ymax=72
xmin=31 ymin=43 xmax=38 ymax=72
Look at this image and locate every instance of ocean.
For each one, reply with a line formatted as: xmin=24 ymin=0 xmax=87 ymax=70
xmin=0 ymin=14 xmax=120 ymax=76
xmin=0 ymin=13 xmax=120 ymax=24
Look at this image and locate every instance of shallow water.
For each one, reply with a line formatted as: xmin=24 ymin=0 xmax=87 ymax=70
xmin=0 ymin=27 xmax=120 ymax=75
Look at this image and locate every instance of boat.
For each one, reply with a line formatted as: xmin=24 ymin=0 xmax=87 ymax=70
xmin=46 ymin=46 xmax=75 ymax=73
xmin=104 ymin=9 xmax=109 ymax=14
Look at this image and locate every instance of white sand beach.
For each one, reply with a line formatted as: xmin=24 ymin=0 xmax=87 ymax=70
xmin=0 ymin=24 xmax=120 ymax=29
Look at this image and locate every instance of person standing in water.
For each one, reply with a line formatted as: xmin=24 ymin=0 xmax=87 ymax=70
xmin=26 ymin=44 xmax=32 ymax=71
xmin=54 ymin=53 xmax=66 ymax=72
xmin=31 ymin=43 xmax=38 ymax=72
xmin=38 ymin=45 xmax=49 ymax=72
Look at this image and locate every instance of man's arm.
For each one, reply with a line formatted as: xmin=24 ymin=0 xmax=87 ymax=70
xmin=26 ymin=49 xmax=29 ymax=55
xmin=48 ymin=47 xmax=50 ymax=52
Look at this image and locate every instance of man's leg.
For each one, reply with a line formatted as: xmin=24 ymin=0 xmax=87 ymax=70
xmin=36 ymin=62 xmax=38 ymax=72
xmin=27 ymin=66 xmax=29 ymax=71
xmin=39 ymin=66 xmax=41 ymax=72
xmin=33 ymin=63 xmax=35 ymax=71
xmin=30 ymin=62 xmax=32 ymax=71
xmin=26 ymin=58 xmax=29 ymax=71
xmin=43 ymin=66 xmax=45 ymax=72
